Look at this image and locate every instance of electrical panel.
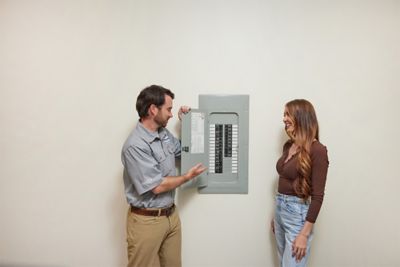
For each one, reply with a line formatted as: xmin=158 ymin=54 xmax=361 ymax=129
xmin=181 ymin=95 xmax=249 ymax=194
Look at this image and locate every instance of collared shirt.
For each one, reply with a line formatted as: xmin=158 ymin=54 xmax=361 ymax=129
xmin=121 ymin=122 xmax=181 ymax=208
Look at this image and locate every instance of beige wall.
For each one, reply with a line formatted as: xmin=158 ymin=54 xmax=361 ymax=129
xmin=1 ymin=1 xmax=399 ymax=266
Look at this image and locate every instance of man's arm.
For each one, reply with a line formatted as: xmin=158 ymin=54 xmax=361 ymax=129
xmin=152 ymin=105 xmax=203 ymax=195
xmin=152 ymin=163 xmax=206 ymax=194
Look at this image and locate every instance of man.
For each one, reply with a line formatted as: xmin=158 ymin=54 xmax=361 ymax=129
xmin=121 ymin=85 xmax=206 ymax=267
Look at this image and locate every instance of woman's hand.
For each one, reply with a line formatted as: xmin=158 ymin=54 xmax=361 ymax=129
xmin=292 ymin=234 xmax=308 ymax=262
xmin=270 ymin=219 xmax=275 ymax=234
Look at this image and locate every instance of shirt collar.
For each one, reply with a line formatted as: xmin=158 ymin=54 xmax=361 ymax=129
xmin=136 ymin=122 xmax=166 ymax=143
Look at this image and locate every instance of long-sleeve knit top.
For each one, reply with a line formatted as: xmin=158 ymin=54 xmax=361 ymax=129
xmin=276 ymin=140 xmax=329 ymax=223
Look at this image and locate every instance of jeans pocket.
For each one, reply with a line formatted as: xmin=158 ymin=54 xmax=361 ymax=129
xmin=283 ymin=201 xmax=302 ymax=215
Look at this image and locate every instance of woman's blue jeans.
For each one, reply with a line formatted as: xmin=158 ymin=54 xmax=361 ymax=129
xmin=274 ymin=193 xmax=313 ymax=267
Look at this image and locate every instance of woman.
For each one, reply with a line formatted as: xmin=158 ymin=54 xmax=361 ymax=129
xmin=271 ymin=99 xmax=329 ymax=267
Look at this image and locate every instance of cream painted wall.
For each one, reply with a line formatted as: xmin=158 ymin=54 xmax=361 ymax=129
xmin=1 ymin=1 xmax=399 ymax=267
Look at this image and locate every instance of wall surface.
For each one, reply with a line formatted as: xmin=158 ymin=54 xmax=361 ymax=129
xmin=1 ymin=1 xmax=399 ymax=267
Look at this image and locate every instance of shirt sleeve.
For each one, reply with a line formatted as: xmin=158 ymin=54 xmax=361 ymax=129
xmin=306 ymin=144 xmax=329 ymax=223
xmin=122 ymin=145 xmax=163 ymax=195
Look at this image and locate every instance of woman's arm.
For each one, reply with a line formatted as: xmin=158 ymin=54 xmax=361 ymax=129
xmin=292 ymin=221 xmax=314 ymax=262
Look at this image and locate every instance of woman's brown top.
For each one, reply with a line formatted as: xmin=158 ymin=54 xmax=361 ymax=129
xmin=276 ymin=140 xmax=329 ymax=223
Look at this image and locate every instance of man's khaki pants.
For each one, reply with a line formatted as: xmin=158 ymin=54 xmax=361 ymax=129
xmin=126 ymin=207 xmax=182 ymax=267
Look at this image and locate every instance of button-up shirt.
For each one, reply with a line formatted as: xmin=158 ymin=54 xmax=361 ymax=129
xmin=121 ymin=122 xmax=181 ymax=208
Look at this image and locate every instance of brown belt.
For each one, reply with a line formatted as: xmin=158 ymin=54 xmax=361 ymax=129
xmin=130 ymin=204 xmax=175 ymax=217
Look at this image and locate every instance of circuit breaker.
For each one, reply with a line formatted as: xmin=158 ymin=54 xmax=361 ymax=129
xmin=181 ymin=95 xmax=249 ymax=194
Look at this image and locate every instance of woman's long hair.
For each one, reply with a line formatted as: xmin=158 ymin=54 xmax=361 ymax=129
xmin=285 ymin=99 xmax=319 ymax=200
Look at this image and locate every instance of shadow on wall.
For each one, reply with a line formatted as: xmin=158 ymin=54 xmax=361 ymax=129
xmin=269 ymin=173 xmax=280 ymax=267
xmin=0 ymin=264 xmax=65 ymax=267
xmin=268 ymin=131 xmax=292 ymax=266
xmin=176 ymin=186 xmax=197 ymax=214
xmin=111 ymin=169 xmax=130 ymax=267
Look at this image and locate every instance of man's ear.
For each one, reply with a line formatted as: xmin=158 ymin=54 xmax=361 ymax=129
xmin=148 ymin=104 xmax=158 ymax=117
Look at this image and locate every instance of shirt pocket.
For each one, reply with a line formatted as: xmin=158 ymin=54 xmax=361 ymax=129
xmin=165 ymin=143 xmax=176 ymax=155
xmin=151 ymin=143 xmax=174 ymax=176
xmin=149 ymin=143 xmax=165 ymax=170
xmin=153 ymin=150 xmax=166 ymax=163
xmin=162 ymin=143 xmax=176 ymax=175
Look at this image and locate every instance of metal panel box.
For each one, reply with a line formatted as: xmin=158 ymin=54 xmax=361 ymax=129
xmin=181 ymin=95 xmax=249 ymax=194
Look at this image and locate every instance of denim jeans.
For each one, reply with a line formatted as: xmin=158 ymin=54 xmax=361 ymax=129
xmin=274 ymin=193 xmax=313 ymax=267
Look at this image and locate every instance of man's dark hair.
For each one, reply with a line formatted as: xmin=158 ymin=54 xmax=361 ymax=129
xmin=136 ymin=85 xmax=175 ymax=119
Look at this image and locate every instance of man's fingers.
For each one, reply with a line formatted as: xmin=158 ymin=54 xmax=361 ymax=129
xmin=180 ymin=106 xmax=191 ymax=113
xmin=191 ymin=163 xmax=206 ymax=175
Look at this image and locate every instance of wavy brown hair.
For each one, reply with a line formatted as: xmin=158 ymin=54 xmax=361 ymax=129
xmin=285 ymin=99 xmax=319 ymax=200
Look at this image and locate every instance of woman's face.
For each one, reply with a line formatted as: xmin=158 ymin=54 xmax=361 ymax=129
xmin=283 ymin=106 xmax=295 ymax=134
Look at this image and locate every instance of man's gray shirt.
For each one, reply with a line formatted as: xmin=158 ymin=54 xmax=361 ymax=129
xmin=121 ymin=122 xmax=181 ymax=208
